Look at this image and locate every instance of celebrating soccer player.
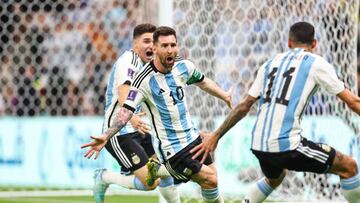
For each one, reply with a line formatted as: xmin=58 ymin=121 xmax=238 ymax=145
xmin=191 ymin=21 xmax=360 ymax=203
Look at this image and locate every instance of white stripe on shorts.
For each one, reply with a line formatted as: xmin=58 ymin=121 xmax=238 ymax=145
xmin=296 ymin=145 xmax=328 ymax=164
xmin=110 ymin=136 xmax=133 ymax=168
xmin=165 ymin=162 xmax=188 ymax=181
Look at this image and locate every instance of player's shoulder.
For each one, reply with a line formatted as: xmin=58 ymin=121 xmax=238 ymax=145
xmin=175 ymin=55 xmax=186 ymax=62
xmin=132 ymin=61 xmax=155 ymax=88
xmin=115 ymin=50 xmax=140 ymax=67
xmin=175 ymin=56 xmax=195 ymax=69
xmin=304 ymin=52 xmax=331 ymax=67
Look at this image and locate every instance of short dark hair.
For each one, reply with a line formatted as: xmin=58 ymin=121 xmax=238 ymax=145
xmin=289 ymin=21 xmax=315 ymax=45
xmin=153 ymin=26 xmax=177 ymax=43
xmin=133 ymin=23 xmax=156 ymax=39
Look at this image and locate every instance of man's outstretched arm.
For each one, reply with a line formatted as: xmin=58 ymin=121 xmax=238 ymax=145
xmin=337 ymin=89 xmax=360 ymax=115
xmin=195 ymin=77 xmax=234 ymax=109
xmin=80 ymin=106 xmax=134 ymax=159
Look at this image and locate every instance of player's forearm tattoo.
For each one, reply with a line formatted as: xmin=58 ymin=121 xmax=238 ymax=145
xmin=104 ymin=107 xmax=133 ymax=140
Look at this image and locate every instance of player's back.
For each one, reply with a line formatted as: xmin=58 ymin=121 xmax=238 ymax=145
xmin=250 ymin=48 xmax=344 ymax=152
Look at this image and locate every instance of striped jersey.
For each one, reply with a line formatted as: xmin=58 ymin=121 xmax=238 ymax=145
xmin=249 ymin=48 xmax=344 ymax=152
xmin=103 ymin=50 xmax=144 ymax=136
xmin=123 ymin=58 xmax=204 ymax=162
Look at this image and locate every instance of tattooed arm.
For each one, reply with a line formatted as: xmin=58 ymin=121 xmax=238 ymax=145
xmin=81 ymin=107 xmax=134 ymax=159
xmin=103 ymin=107 xmax=134 ymax=140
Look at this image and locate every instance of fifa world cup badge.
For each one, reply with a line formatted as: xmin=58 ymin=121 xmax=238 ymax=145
xmin=131 ymin=153 xmax=141 ymax=165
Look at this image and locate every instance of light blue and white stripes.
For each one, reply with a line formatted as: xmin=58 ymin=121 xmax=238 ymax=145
xmin=201 ymin=187 xmax=220 ymax=200
xmin=341 ymin=174 xmax=360 ymax=190
xmin=257 ymin=177 xmax=274 ymax=196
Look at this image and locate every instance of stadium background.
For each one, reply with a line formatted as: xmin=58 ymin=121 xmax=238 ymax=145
xmin=0 ymin=0 xmax=359 ymax=202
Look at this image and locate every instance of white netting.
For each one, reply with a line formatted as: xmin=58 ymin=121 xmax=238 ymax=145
xmin=0 ymin=0 xmax=158 ymax=116
xmin=174 ymin=0 xmax=359 ymax=201
xmin=1 ymin=0 xmax=358 ymax=202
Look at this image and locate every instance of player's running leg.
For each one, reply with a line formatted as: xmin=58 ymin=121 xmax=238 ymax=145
xmin=329 ymin=150 xmax=360 ymax=203
xmin=191 ymin=163 xmax=223 ymax=203
xmin=242 ymin=171 xmax=286 ymax=203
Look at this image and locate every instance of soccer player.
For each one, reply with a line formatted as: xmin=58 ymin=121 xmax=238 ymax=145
xmin=91 ymin=23 xmax=180 ymax=203
xmin=191 ymin=21 xmax=360 ymax=203
xmin=81 ymin=26 xmax=234 ymax=203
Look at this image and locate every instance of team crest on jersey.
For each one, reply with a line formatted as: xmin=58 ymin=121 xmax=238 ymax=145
xmin=131 ymin=153 xmax=141 ymax=165
xmin=183 ymin=167 xmax=193 ymax=176
xmin=320 ymin=144 xmax=331 ymax=153
xmin=180 ymin=76 xmax=185 ymax=83
xmin=127 ymin=90 xmax=138 ymax=101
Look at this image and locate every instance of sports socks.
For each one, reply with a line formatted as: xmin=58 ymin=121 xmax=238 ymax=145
xmin=243 ymin=177 xmax=274 ymax=203
xmin=158 ymin=177 xmax=180 ymax=203
xmin=101 ymin=170 xmax=138 ymax=189
xmin=102 ymin=170 xmax=148 ymax=191
xmin=340 ymin=173 xmax=360 ymax=203
xmin=201 ymin=187 xmax=224 ymax=203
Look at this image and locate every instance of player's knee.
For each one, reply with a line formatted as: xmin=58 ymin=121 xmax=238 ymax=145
xmin=209 ymin=176 xmax=218 ymax=188
xmin=267 ymin=171 xmax=286 ymax=188
xmin=199 ymin=174 xmax=218 ymax=189
xmin=344 ymin=158 xmax=358 ymax=178
xmin=205 ymin=173 xmax=218 ymax=188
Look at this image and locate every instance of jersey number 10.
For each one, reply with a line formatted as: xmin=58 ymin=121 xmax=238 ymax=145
xmin=169 ymin=86 xmax=184 ymax=105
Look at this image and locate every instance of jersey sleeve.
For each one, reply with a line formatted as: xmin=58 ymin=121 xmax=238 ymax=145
xmin=185 ymin=60 xmax=205 ymax=85
xmin=313 ymin=58 xmax=344 ymax=95
xmin=248 ymin=62 xmax=267 ymax=98
xmin=123 ymin=82 xmax=146 ymax=112
xmin=114 ymin=58 xmax=137 ymax=87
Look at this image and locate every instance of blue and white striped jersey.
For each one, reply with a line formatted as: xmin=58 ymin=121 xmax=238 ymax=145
xmin=124 ymin=58 xmax=204 ymax=162
xmin=249 ymin=48 xmax=344 ymax=152
xmin=103 ymin=50 xmax=144 ymax=136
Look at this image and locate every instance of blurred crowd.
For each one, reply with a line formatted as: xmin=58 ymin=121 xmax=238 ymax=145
xmin=0 ymin=0 xmax=157 ymax=116
xmin=0 ymin=0 xmax=359 ymax=117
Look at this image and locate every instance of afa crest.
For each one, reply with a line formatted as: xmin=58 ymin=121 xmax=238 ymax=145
xmin=320 ymin=144 xmax=331 ymax=153
xmin=131 ymin=153 xmax=141 ymax=165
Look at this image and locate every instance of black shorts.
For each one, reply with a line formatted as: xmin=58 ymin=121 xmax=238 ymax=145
xmin=105 ymin=132 xmax=155 ymax=174
xmin=164 ymin=136 xmax=213 ymax=184
xmin=252 ymin=137 xmax=336 ymax=179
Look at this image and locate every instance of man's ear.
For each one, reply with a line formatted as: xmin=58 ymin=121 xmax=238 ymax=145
xmin=288 ymin=38 xmax=293 ymax=49
xmin=311 ymin=39 xmax=317 ymax=49
xmin=152 ymin=43 xmax=157 ymax=53
xmin=133 ymin=38 xmax=139 ymax=50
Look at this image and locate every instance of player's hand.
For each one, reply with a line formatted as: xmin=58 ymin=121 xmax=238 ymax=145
xmin=80 ymin=135 xmax=108 ymax=159
xmin=190 ymin=131 xmax=220 ymax=164
xmin=224 ymin=86 xmax=234 ymax=109
xmin=130 ymin=112 xmax=151 ymax=135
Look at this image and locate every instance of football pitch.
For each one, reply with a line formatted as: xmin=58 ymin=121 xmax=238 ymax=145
xmin=0 ymin=195 xmax=160 ymax=203
xmin=0 ymin=195 xmax=241 ymax=203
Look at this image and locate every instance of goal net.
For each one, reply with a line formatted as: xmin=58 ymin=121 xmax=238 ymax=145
xmin=173 ymin=0 xmax=359 ymax=201
xmin=0 ymin=0 xmax=358 ymax=202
